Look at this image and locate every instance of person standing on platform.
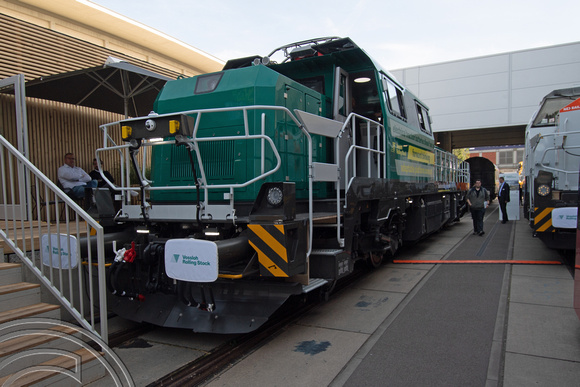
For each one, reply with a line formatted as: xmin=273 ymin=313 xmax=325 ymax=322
xmin=466 ymin=179 xmax=490 ymax=236
xmin=498 ymin=176 xmax=510 ymax=223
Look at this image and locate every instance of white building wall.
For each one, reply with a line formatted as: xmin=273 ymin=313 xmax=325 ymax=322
xmin=390 ymin=41 xmax=580 ymax=133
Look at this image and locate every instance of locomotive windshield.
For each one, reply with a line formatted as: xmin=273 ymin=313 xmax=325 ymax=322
xmin=532 ymin=95 xmax=579 ymax=127
xmin=194 ymin=72 xmax=223 ymax=94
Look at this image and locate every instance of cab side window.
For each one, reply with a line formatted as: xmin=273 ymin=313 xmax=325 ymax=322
xmin=416 ymin=102 xmax=432 ymax=134
xmin=382 ymin=75 xmax=406 ymax=120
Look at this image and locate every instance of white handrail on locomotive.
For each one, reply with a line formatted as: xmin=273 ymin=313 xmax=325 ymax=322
xmin=532 ymin=129 xmax=580 ymax=188
xmin=98 ymin=105 xmax=467 ymax=258
xmin=97 ymin=105 xmax=322 ymax=256
xmin=433 ymin=148 xmax=470 ymax=190
xmin=97 ymin=106 xmax=292 ymax=192
xmin=458 ymin=160 xmax=470 ymax=184
xmin=343 ymin=113 xmax=386 ymax=196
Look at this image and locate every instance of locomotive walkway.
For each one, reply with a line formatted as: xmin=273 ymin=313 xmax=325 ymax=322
xmin=203 ymin=203 xmax=580 ymax=386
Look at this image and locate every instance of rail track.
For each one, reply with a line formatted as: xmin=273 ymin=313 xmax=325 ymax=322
xmin=145 ymin=266 xmax=370 ymax=386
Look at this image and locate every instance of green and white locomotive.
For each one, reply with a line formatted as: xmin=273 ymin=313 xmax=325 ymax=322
xmin=98 ymin=37 xmax=469 ymax=333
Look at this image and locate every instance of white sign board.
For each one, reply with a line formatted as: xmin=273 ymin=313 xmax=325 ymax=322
xmin=41 ymin=234 xmax=78 ymax=269
xmin=551 ymin=207 xmax=577 ymax=229
xmin=165 ymin=239 xmax=219 ymax=282
xmin=500 ymin=190 xmax=521 ymax=221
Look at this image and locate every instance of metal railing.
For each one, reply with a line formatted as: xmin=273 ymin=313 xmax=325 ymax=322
xmin=533 ymin=130 xmax=580 ymax=190
xmin=342 ymin=113 xmax=386 ymax=193
xmin=95 ymin=106 xmax=470 ymax=261
xmin=434 ymin=148 xmax=470 ymax=186
xmin=458 ymin=161 xmax=471 ymax=184
xmin=96 ymin=106 xmax=294 ymax=213
xmin=97 ymin=106 xmax=314 ymax=251
xmin=0 ymin=135 xmax=108 ymax=343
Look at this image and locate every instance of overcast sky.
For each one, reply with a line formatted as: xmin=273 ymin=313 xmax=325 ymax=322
xmin=90 ymin=0 xmax=580 ymax=70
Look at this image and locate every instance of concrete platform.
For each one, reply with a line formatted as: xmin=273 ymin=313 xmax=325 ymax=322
xmin=204 ymin=204 xmax=580 ymax=386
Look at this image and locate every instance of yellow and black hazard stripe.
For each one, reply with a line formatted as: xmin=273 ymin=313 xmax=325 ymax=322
xmin=533 ymin=207 xmax=555 ymax=233
xmin=247 ymin=224 xmax=289 ymax=277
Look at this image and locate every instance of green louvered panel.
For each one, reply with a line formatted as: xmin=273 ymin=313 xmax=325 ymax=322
xmin=169 ymin=140 xmax=235 ymax=179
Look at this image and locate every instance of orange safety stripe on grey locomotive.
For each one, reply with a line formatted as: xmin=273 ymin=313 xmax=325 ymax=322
xmin=247 ymin=224 xmax=288 ymax=277
xmin=533 ymin=207 xmax=554 ymax=232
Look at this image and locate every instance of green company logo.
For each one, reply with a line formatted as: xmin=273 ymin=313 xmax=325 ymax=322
xmin=172 ymin=253 xmax=210 ymax=266
xmin=45 ymin=245 xmax=69 ymax=256
xmin=558 ymin=215 xmax=577 ymax=220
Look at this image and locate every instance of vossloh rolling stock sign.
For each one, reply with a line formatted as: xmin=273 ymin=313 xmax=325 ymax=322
xmin=165 ymin=239 xmax=218 ymax=282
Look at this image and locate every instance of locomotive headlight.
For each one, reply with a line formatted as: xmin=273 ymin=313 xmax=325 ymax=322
xmin=136 ymin=225 xmax=149 ymax=234
xmin=122 ymin=125 xmax=132 ymax=140
xmin=169 ymin=120 xmax=180 ymax=134
xmin=145 ymin=119 xmax=156 ymax=132
xmin=204 ymin=228 xmax=220 ymax=237
xmin=537 ymin=184 xmax=550 ymax=197
xmin=266 ymin=186 xmax=284 ymax=207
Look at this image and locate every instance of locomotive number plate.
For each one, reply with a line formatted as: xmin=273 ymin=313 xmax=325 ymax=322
xmin=165 ymin=239 xmax=219 ymax=282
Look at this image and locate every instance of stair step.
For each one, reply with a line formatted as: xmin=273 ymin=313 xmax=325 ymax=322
xmin=0 ymin=282 xmax=41 ymax=313
xmin=0 ymin=263 xmax=22 ymax=286
xmin=0 ymin=282 xmax=40 ymax=295
xmin=0 ymin=263 xmax=21 ymax=270
xmin=302 ymin=278 xmax=328 ymax=293
xmin=0 ymin=347 xmax=104 ymax=387
xmin=313 ymin=223 xmax=339 ymax=227
xmin=0 ymin=325 xmax=87 ymax=377
xmin=311 ymin=249 xmax=344 ymax=256
xmin=0 ymin=303 xmax=60 ymax=324
xmin=0 ymin=325 xmax=78 ymax=359
xmin=312 ymin=213 xmax=339 ymax=224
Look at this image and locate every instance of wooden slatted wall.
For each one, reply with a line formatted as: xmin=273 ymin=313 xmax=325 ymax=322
xmin=0 ymin=11 xmax=169 ymax=195
xmin=1 ymin=93 xmax=124 ymax=185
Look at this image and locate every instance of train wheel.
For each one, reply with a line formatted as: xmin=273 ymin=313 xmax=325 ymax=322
xmin=367 ymin=251 xmax=384 ymax=269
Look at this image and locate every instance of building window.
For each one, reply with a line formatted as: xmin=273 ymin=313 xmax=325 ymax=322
xmin=499 ymin=150 xmax=514 ymax=165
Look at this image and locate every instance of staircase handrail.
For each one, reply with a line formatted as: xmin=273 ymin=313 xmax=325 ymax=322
xmin=0 ymin=134 xmax=108 ymax=343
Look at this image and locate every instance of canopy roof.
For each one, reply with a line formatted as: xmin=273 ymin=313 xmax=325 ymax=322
xmin=23 ymin=57 xmax=173 ymax=117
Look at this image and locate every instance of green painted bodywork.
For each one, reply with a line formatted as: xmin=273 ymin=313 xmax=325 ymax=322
xmin=148 ymin=39 xmax=437 ymax=204
xmin=150 ymin=65 xmax=329 ymax=202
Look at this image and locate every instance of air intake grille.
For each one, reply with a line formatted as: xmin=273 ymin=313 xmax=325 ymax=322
xmin=170 ymin=140 xmax=235 ymax=179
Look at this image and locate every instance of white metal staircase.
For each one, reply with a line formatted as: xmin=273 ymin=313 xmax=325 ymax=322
xmin=0 ymin=134 xmax=108 ymax=342
xmin=0 ymin=133 xmax=115 ymax=384
xmin=0 ymin=262 xmax=106 ymax=386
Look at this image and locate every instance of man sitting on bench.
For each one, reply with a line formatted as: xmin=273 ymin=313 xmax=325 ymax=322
xmin=58 ymin=153 xmax=97 ymax=210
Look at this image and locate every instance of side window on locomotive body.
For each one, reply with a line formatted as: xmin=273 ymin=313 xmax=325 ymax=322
xmin=416 ymin=102 xmax=432 ymax=135
xmin=382 ymin=75 xmax=406 ymax=121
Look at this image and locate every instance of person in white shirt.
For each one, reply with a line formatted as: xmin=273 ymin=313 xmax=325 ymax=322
xmin=58 ymin=153 xmax=97 ymax=200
